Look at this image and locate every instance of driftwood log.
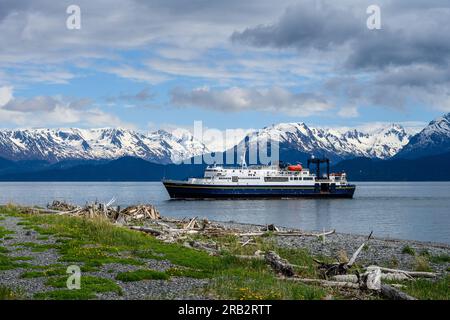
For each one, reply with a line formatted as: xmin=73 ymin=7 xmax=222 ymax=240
xmin=235 ymin=254 xmax=264 ymax=260
xmin=240 ymin=239 xmax=254 ymax=247
xmin=314 ymin=231 xmax=373 ymax=278
xmin=360 ymin=266 xmax=381 ymax=290
xmin=380 ymin=284 xmax=417 ymax=300
xmin=347 ymin=231 xmax=373 ymax=268
xmin=328 ymin=267 xmax=419 ymax=300
xmin=265 ymin=251 xmax=295 ymax=277
xmin=128 ymin=226 xmax=162 ymax=236
xmin=371 ymin=266 xmax=437 ymax=278
xmin=280 ymin=277 xmax=360 ymax=289
xmin=183 ymin=240 xmax=219 ymax=255
xmin=44 ymin=200 xmax=161 ymax=224
xmin=282 ymin=276 xmax=417 ymax=300
xmin=332 ymin=272 xmax=411 ymax=283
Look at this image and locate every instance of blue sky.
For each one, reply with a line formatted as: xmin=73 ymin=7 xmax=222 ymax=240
xmin=1 ymin=0 xmax=449 ymax=133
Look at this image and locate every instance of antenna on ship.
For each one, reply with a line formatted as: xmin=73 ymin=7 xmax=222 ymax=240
xmin=240 ymin=149 xmax=247 ymax=169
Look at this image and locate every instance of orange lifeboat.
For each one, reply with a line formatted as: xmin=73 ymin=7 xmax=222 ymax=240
xmin=287 ymin=164 xmax=302 ymax=171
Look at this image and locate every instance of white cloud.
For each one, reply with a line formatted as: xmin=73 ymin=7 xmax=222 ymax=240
xmin=0 ymin=87 xmax=133 ymax=129
xmin=171 ymin=86 xmax=333 ymax=116
xmin=104 ymin=66 xmax=169 ymax=84
xmin=0 ymin=1 xmax=291 ymax=75
xmin=338 ymin=105 xmax=359 ymax=118
xmin=0 ymin=105 xmax=133 ymax=129
xmin=0 ymin=0 xmax=324 ymax=92
xmin=0 ymin=86 xmax=13 ymax=106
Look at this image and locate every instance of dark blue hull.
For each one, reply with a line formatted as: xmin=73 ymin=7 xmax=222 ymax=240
xmin=163 ymin=181 xmax=356 ymax=199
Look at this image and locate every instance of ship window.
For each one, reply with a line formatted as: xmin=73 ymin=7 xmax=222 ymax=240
xmin=264 ymin=177 xmax=289 ymax=182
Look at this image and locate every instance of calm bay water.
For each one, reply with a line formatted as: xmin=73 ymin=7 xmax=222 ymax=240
xmin=0 ymin=182 xmax=449 ymax=244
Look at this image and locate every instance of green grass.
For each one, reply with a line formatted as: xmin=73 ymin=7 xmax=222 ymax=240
xmin=0 ymin=252 xmax=31 ymax=270
xmin=414 ymin=256 xmax=432 ymax=272
xmin=277 ymin=247 xmax=331 ymax=278
xmin=167 ymin=267 xmax=213 ymax=279
xmin=401 ymin=245 xmax=416 ymax=256
xmin=430 ymin=254 xmax=450 ymax=264
xmin=35 ymin=275 xmax=122 ymax=300
xmin=419 ymin=249 xmax=431 ymax=257
xmin=208 ymin=273 xmax=326 ymax=300
xmin=401 ymin=275 xmax=449 ymax=300
xmin=35 ymin=289 xmax=94 ymax=300
xmin=21 ymin=213 xmax=222 ymax=270
xmin=116 ymin=269 xmax=169 ymax=282
xmin=58 ymin=241 xmax=144 ymax=268
xmin=0 ymin=285 xmax=23 ymax=300
xmin=0 ymin=226 xmax=14 ymax=239
xmin=14 ymin=242 xmax=60 ymax=253
xmin=22 ymin=270 xmax=67 ymax=278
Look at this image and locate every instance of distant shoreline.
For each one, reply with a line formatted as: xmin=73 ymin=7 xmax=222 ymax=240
xmin=2 ymin=150 xmax=450 ymax=181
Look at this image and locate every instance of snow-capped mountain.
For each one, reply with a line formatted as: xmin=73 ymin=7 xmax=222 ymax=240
xmin=0 ymin=122 xmax=418 ymax=164
xmin=239 ymin=122 xmax=412 ymax=162
xmin=0 ymin=128 xmax=210 ymax=164
xmin=395 ymin=112 xmax=450 ymax=159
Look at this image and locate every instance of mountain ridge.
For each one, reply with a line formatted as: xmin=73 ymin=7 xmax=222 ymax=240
xmin=237 ymin=122 xmax=412 ymax=164
xmin=0 ymin=128 xmax=209 ymax=164
xmin=0 ymin=122 xmax=414 ymax=164
xmin=395 ymin=113 xmax=450 ymax=159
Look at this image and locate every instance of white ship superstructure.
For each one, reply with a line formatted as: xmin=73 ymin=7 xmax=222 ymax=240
xmin=188 ymin=164 xmax=348 ymax=186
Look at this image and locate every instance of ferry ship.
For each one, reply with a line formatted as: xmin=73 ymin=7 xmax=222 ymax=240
xmin=162 ymin=157 xmax=356 ymax=199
